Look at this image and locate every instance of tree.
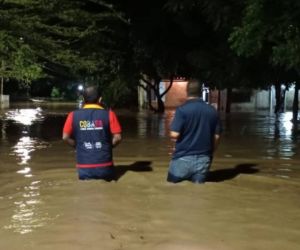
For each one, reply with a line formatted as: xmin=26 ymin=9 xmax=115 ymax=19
xmin=118 ymin=0 xmax=195 ymax=112
xmin=0 ymin=0 xmax=130 ymax=103
xmin=229 ymin=0 xmax=300 ymax=120
xmin=0 ymin=31 xmax=43 ymax=96
xmin=164 ymin=0 xmax=262 ymax=113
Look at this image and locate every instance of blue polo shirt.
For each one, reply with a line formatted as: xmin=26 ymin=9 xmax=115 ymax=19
xmin=171 ymin=98 xmax=222 ymax=159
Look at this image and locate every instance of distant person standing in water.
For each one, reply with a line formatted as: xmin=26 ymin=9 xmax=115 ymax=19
xmin=167 ymin=79 xmax=222 ymax=184
xmin=62 ymin=85 xmax=122 ymax=180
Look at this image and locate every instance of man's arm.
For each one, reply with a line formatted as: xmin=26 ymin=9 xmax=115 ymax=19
xmin=62 ymin=112 xmax=75 ymax=147
xmin=109 ymin=109 xmax=122 ymax=148
xmin=213 ymin=114 xmax=222 ymax=152
xmin=170 ymin=131 xmax=180 ymax=140
xmin=169 ymin=108 xmax=183 ymax=142
xmin=112 ymin=133 xmax=122 ymax=147
xmin=62 ymin=132 xmax=76 ymax=147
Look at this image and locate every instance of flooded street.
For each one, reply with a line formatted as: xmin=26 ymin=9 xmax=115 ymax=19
xmin=0 ymin=103 xmax=300 ymax=250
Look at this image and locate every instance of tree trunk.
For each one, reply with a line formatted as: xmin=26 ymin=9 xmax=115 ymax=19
xmin=274 ymin=82 xmax=285 ymax=114
xmin=292 ymin=82 xmax=299 ymax=122
xmin=0 ymin=76 xmax=3 ymax=100
xmin=226 ymin=88 xmax=232 ymax=113
xmin=153 ymin=80 xmax=165 ymax=113
xmin=140 ymin=77 xmax=157 ymax=112
xmin=0 ymin=60 xmax=4 ymax=102
xmin=156 ymin=95 xmax=165 ymax=113
xmin=141 ymin=75 xmax=174 ymax=113
xmin=146 ymin=85 xmax=156 ymax=112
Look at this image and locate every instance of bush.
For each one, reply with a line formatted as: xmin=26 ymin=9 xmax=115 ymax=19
xmin=51 ymin=87 xmax=60 ymax=98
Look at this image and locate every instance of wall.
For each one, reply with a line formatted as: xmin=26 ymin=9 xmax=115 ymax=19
xmin=164 ymin=81 xmax=188 ymax=108
xmin=255 ymin=89 xmax=271 ymax=109
xmin=0 ymin=95 xmax=9 ymax=108
xmin=230 ymin=87 xmax=298 ymax=112
xmin=137 ymin=80 xmax=299 ymax=112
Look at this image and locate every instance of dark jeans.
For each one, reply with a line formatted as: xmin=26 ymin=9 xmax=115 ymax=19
xmin=167 ymin=155 xmax=211 ymax=183
xmin=77 ymin=166 xmax=115 ymax=181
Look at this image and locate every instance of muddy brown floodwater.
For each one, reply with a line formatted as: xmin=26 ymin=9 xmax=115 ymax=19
xmin=0 ymin=102 xmax=300 ymax=250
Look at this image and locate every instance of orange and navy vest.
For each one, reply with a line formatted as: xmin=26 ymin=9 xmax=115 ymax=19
xmin=72 ymin=106 xmax=113 ymax=168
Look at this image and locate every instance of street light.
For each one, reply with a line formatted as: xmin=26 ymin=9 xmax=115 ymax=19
xmin=77 ymin=84 xmax=84 ymax=108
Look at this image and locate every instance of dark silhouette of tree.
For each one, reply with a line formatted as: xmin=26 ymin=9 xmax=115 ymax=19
xmin=229 ymin=0 xmax=300 ymax=120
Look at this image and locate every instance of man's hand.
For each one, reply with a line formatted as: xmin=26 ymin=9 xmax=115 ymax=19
xmin=62 ymin=132 xmax=75 ymax=147
xmin=170 ymin=131 xmax=180 ymax=140
xmin=112 ymin=133 xmax=122 ymax=147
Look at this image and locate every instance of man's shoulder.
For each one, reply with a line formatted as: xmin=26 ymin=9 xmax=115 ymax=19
xmin=179 ymin=98 xmax=206 ymax=109
xmin=74 ymin=107 xmax=108 ymax=113
xmin=180 ymin=99 xmax=219 ymax=114
xmin=72 ymin=108 xmax=109 ymax=120
xmin=194 ymin=100 xmax=217 ymax=112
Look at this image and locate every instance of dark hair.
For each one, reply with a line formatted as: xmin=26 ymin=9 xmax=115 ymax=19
xmin=187 ymin=79 xmax=202 ymax=97
xmin=83 ymin=85 xmax=101 ymax=104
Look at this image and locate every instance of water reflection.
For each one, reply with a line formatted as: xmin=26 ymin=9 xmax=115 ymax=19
xmin=274 ymin=112 xmax=293 ymax=139
xmin=10 ymin=136 xmax=49 ymax=177
xmin=3 ymin=108 xmax=49 ymax=176
xmin=4 ymin=180 xmax=47 ymax=234
xmin=223 ymin=112 xmax=299 ymax=160
xmin=5 ymin=108 xmax=44 ymax=125
xmin=270 ymin=113 xmax=296 ymax=159
xmin=0 ymin=119 xmax=7 ymax=140
xmin=136 ymin=110 xmax=174 ymax=138
xmin=0 ymin=106 xmax=300 ymax=177
xmin=12 ymin=136 xmax=34 ymax=165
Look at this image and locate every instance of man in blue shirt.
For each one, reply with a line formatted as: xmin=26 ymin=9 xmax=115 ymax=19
xmin=167 ymin=79 xmax=222 ymax=183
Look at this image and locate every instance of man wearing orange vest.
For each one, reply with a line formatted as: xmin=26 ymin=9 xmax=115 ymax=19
xmin=62 ymin=85 xmax=122 ymax=180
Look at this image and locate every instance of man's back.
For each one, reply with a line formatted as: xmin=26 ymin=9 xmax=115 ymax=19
xmin=167 ymin=79 xmax=222 ymax=183
xmin=72 ymin=108 xmax=112 ymax=166
xmin=171 ymin=98 xmax=220 ymax=158
xmin=62 ymin=85 xmax=122 ymax=180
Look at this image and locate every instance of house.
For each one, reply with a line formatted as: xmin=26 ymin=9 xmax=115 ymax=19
xmin=138 ymin=79 xmax=298 ymax=112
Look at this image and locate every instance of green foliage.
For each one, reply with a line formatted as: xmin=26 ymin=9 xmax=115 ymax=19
xmin=0 ymin=31 xmax=43 ymax=84
xmin=160 ymin=0 xmax=251 ymax=88
xmin=101 ymin=76 xmax=136 ymax=108
xmin=229 ymin=0 xmax=300 ymax=72
xmin=0 ymin=0 xmax=128 ymax=89
xmin=229 ymin=0 xmax=266 ymax=57
xmin=11 ymin=44 xmax=44 ymax=85
xmin=272 ymin=26 xmax=300 ymax=69
xmin=50 ymin=86 xmax=60 ymax=98
xmin=2 ymin=0 xmax=300 ymax=107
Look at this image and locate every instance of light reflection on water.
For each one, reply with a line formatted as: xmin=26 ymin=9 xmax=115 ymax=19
xmin=4 ymin=180 xmax=47 ymax=234
xmin=5 ymin=108 xmax=44 ymax=126
xmin=0 ymin=107 xmax=300 ymax=166
xmin=12 ymin=136 xmax=35 ymax=165
xmin=133 ymin=110 xmax=300 ymax=161
xmin=10 ymin=136 xmax=49 ymax=177
xmin=0 ymin=107 xmax=299 ymax=164
xmin=221 ymin=112 xmax=300 ymax=160
xmin=2 ymin=108 xmax=49 ymax=177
